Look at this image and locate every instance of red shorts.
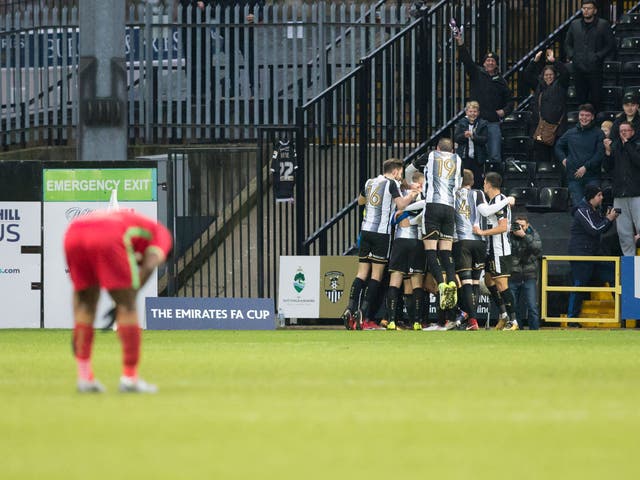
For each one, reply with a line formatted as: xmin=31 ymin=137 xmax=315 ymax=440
xmin=64 ymin=220 xmax=139 ymax=291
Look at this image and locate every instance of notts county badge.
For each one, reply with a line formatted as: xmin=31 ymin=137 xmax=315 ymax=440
xmin=324 ymin=271 xmax=345 ymax=303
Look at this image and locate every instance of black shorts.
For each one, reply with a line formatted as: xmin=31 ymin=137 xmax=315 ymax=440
xmin=453 ymin=239 xmax=487 ymax=273
xmin=485 ymin=254 xmax=513 ymax=278
xmin=388 ymin=238 xmax=426 ymax=275
xmin=358 ymin=231 xmax=391 ymax=264
xmin=422 ymin=203 xmax=455 ymax=241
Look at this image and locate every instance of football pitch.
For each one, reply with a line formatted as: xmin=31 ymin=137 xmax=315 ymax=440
xmin=2 ymin=329 xmax=639 ymax=480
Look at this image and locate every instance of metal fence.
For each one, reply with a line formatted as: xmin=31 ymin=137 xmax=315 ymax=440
xmin=162 ymin=127 xmax=300 ymax=299
xmin=0 ymin=1 xmax=411 ymax=149
xmin=293 ymin=0 xmax=640 ymax=259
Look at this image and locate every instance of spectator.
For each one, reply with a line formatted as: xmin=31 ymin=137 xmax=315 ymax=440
xmin=508 ymin=215 xmax=542 ymax=330
xmin=555 ymin=103 xmax=604 ymax=206
xmin=601 ymin=120 xmax=613 ymax=139
xmin=180 ymin=1 xmax=215 ymax=100
xmin=564 ymin=0 xmax=616 ymax=112
xmin=454 ymin=101 xmax=489 ymax=190
xmin=524 ymin=48 xmax=569 ymax=163
xmin=610 ymin=92 xmax=640 ymax=141
xmin=567 ymin=184 xmax=619 ymax=325
xmin=603 ymin=120 xmax=640 ymax=255
xmin=454 ymin=32 xmax=514 ymax=164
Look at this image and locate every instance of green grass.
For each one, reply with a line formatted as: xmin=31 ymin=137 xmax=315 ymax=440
xmin=1 ymin=329 xmax=640 ymax=479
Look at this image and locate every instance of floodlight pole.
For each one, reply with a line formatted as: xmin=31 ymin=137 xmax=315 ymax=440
xmin=77 ymin=0 xmax=127 ymax=161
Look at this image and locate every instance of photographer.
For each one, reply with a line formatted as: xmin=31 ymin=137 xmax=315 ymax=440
xmin=508 ymin=215 xmax=542 ymax=330
xmin=567 ymin=184 xmax=620 ymax=325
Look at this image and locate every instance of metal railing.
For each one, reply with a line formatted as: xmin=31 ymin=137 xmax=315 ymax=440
xmin=0 ymin=1 xmax=410 ymax=149
xmin=294 ymin=0 xmax=596 ymax=258
xmin=541 ymin=255 xmax=621 ymax=325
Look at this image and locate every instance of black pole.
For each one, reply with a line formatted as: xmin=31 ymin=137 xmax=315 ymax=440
xmin=295 ymin=108 xmax=306 ymax=255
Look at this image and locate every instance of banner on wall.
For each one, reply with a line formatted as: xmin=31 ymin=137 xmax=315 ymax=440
xmin=278 ymin=256 xmax=359 ymax=318
xmin=0 ymin=202 xmax=42 ymax=328
xmin=43 ymin=168 xmax=158 ymax=329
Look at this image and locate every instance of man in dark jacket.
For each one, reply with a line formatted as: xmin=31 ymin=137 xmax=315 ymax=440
xmin=555 ymin=103 xmax=604 ymax=206
xmin=603 ymin=120 xmax=640 ymax=255
xmin=610 ymin=92 xmax=640 ymax=141
xmin=564 ymin=1 xmax=616 ymax=112
xmin=454 ymin=101 xmax=488 ymax=189
xmin=567 ymin=184 xmax=619 ymax=323
xmin=508 ymin=215 xmax=542 ymax=330
xmin=454 ymin=32 xmax=514 ymax=164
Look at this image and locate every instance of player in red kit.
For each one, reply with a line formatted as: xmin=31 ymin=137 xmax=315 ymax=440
xmin=64 ymin=210 xmax=173 ymax=393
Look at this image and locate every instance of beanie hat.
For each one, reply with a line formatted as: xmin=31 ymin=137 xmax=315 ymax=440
xmin=584 ymin=184 xmax=601 ymax=201
xmin=623 ymin=91 xmax=639 ymax=105
xmin=483 ymin=52 xmax=499 ymax=63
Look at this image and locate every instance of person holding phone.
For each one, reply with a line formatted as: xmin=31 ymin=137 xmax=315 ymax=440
xmin=566 ymin=184 xmax=619 ymax=325
xmin=603 ymin=120 xmax=640 ymax=255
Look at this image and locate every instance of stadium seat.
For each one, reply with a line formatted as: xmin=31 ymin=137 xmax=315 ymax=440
xmin=622 ymin=61 xmax=640 ymax=86
xmin=507 ymin=186 xmax=538 ymax=206
xmin=535 ymin=161 xmax=563 ymax=188
xmin=502 ymin=136 xmax=533 ymax=161
xmin=484 ymin=160 xmax=504 ymax=174
xmin=615 ymin=13 xmax=640 ymax=39
xmin=624 ymin=84 xmax=640 ymax=99
xmin=566 ymin=85 xmax=581 ymax=111
xmin=600 ymin=86 xmax=623 ymax=111
xmin=602 ymin=61 xmax=621 ymax=86
xmin=596 ymin=110 xmax=621 ymax=125
xmin=526 ymin=187 xmax=569 ymax=212
xmin=503 ymin=158 xmax=535 ymax=187
xmin=566 ymin=110 xmax=579 ymax=129
xmin=501 ymin=112 xmax=531 ymax=138
xmin=618 ymin=37 xmax=640 ymax=62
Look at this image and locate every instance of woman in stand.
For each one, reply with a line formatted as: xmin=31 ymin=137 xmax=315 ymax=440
xmin=524 ymin=49 xmax=569 ymax=163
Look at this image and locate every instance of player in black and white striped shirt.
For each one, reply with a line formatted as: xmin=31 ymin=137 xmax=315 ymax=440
xmin=422 ymin=138 xmax=462 ymax=311
xmin=342 ymin=158 xmax=421 ymax=330
xmin=472 ymin=172 xmax=519 ymax=330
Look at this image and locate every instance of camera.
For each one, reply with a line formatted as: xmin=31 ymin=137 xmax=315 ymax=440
xmin=614 ymin=207 xmax=622 ymax=214
xmin=511 ymin=222 xmax=521 ymax=232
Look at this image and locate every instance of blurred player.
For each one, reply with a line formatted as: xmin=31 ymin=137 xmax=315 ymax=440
xmin=342 ymin=158 xmax=421 ymax=329
xmin=473 ymin=172 xmax=518 ymax=330
xmin=64 ymin=209 xmax=173 ymax=393
xmin=385 ymin=172 xmax=426 ymax=331
xmin=453 ymin=169 xmax=515 ymax=330
xmin=422 ymin=138 xmax=462 ymax=310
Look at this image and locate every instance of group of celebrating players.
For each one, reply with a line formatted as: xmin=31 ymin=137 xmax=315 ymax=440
xmin=341 ymin=137 xmax=519 ymax=331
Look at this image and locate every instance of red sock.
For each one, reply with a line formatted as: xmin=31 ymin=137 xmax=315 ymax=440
xmin=73 ymin=324 xmax=94 ymax=381
xmin=117 ymin=324 xmax=141 ymax=378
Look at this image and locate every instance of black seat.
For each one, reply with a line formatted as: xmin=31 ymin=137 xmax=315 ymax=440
xmin=503 ymin=136 xmax=533 ymax=156
xmin=622 ymin=62 xmax=640 ymax=86
xmin=501 ymin=111 xmax=531 ymax=138
xmin=503 ymin=158 xmax=535 ymax=187
xmin=507 ymin=186 xmax=538 ymax=206
xmin=526 ymin=187 xmax=569 ymax=212
xmin=618 ymin=37 xmax=640 ymax=61
xmin=566 ymin=85 xmax=580 ymax=110
xmin=566 ymin=110 xmax=579 ymax=129
xmin=535 ymin=160 xmax=563 ymax=188
xmin=601 ymin=86 xmax=623 ymax=110
xmin=616 ymin=13 xmax=640 ymax=39
xmin=596 ymin=110 xmax=621 ymax=125
xmin=602 ymin=61 xmax=621 ymax=86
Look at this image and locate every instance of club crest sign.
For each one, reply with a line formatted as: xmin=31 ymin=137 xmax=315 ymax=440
xmin=323 ymin=270 xmax=345 ymax=303
xmin=293 ymin=267 xmax=306 ymax=293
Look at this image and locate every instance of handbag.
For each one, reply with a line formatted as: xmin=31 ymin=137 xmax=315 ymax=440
xmin=533 ymin=118 xmax=559 ymax=146
xmin=533 ymin=93 xmax=561 ymax=146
